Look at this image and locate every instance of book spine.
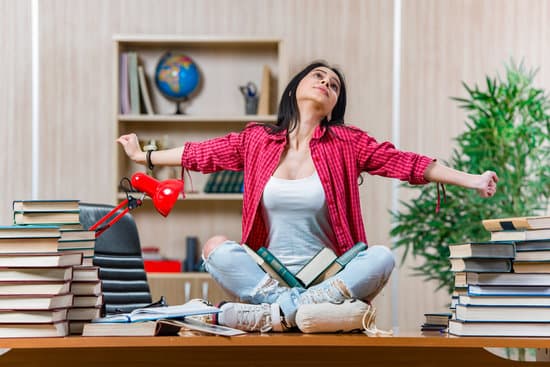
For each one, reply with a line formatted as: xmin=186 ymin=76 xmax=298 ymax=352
xmin=335 ymin=242 xmax=367 ymax=266
xmin=257 ymin=247 xmax=303 ymax=288
xmin=128 ymin=52 xmax=140 ymax=115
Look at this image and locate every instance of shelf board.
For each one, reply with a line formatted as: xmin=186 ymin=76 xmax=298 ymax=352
xmin=118 ymin=114 xmax=277 ymax=123
xmin=117 ymin=192 xmax=243 ymax=201
xmin=114 ymin=34 xmax=282 ymax=47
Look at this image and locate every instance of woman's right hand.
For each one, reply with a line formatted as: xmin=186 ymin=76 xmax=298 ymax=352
xmin=116 ymin=133 xmax=146 ymax=165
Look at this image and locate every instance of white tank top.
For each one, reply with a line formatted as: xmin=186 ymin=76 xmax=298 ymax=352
xmin=261 ymin=172 xmax=336 ymax=274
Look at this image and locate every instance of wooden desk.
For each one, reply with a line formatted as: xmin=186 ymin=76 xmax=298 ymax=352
xmin=0 ymin=332 xmax=549 ymax=366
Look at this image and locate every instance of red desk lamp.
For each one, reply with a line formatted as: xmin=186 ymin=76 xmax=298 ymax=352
xmin=89 ymin=172 xmax=184 ymax=238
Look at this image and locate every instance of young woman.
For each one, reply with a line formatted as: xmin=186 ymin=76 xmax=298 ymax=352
xmin=117 ymin=61 xmax=498 ymax=333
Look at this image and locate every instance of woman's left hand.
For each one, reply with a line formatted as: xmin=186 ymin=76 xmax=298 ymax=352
xmin=475 ymin=170 xmax=499 ymax=198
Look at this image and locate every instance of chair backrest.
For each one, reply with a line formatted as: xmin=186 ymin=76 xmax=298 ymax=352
xmin=79 ymin=203 xmax=152 ymax=314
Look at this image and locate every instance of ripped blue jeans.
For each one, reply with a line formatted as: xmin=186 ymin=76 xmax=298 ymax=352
xmin=204 ymin=240 xmax=395 ymax=325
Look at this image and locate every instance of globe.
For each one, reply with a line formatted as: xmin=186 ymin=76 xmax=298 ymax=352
xmin=154 ymin=52 xmax=200 ymax=114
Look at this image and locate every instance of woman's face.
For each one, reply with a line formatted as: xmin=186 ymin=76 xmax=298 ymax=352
xmin=296 ymin=66 xmax=341 ymax=117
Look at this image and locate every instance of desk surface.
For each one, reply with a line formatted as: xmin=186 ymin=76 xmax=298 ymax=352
xmin=0 ymin=331 xmax=549 ymax=349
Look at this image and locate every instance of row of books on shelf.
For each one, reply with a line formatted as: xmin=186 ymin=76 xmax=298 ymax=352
xmin=120 ymin=51 xmax=155 ymax=115
xmin=443 ymin=214 xmax=550 ymax=337
xmin=203 ymin=170 xmax=244 ymax=194
xmin=0 ymin=199 xmax=104 ymax=337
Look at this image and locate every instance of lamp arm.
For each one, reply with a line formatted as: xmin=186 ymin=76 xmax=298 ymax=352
xmin=89 ymin=197 xmax=142 ymax=238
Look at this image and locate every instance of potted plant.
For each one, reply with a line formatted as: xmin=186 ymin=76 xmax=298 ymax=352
xmin=391 ymin=61 xmax=550 ymax=293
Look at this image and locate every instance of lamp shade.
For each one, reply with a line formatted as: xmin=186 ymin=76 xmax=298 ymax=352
xmin=131 ymin=172 xmax=183 ymax=217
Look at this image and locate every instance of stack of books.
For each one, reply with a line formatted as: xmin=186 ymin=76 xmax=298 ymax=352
xmin=448 ymin=215 xmax=550 ymax=337
xmin=11 ymin=199 xmax=103 ymax=335
xmin=0 ymin=224 xmax=83 ymax=337
xmin=421 ymin=312 xmax=451 ymax=333
xmin=203 ymin=171 xmax=244 ymax=193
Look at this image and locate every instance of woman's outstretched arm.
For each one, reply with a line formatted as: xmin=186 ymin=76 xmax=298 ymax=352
xmin=116 ymin=133 xmax=184 ymax=167
xmin=423 ymin=161 xmax=498 ymax=198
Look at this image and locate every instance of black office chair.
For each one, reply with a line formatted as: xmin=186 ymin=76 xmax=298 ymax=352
xmin=79 ymin=203 xmax=153 ymax=315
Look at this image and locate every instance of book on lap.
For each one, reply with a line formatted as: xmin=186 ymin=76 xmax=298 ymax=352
xmin=295 ymin=247 xmax=337 ymax=287
xmin=449 ymin=258 xmax=512 ymax=272
xmin=448 ymin=241 xmax=515 ymax=258
xmin=449 ymin=319 xmax=550 ymax=337
xmin=256 ymin=247 xmax=303 ymax=288
xmin=241 ymin=244 xmax=290 ymax=287
xmin=482 ymin=215 xmax=550 ymax=231
xmin=311 ymin=242 xmax=367 ymax=284
xmin=246 ymin=242 xmax=367 ymax=289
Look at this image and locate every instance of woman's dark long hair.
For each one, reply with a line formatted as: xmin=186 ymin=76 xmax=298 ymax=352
xmin=268 ymin=61 xmax=347 ymax=134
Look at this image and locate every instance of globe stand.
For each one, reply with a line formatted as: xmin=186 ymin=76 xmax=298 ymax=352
xmin=174 ymin=97 xmax=190 ymax=115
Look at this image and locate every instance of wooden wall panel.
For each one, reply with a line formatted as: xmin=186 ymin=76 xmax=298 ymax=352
xmin=37 ymin=0 xmax=396 ymax=328
xmin=0 ymin=0 xmax=31 ymax=225
xmin=398 ymin=0 xmax=550 ymax=330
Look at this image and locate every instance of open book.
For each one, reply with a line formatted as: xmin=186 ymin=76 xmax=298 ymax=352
xmin=91 ymin=299 xmax=220 ymax=323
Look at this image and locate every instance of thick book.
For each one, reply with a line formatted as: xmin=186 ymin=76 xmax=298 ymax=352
xmin=256 ymin=247 xmax=303 ymax=288
xmin=448 ymin=241 xmax=515 ymax=258
xmin=73 ymin=266 xmax=100 ymax=282
xmin=0 ymin=308 xmax=68 ymax=324
xmin=241 ymin=244 xmax=290 ymax=287
xmin=0 ymin=293 xmax=73 ymax=310
xmin=455 ymin=272 xmax=550 ymax=287
xmin=59 ymin=229 xmax=95 ymax=241
xmin=0 ymin=251 xmax=83 ymax=268
xmin=0 ymin=267 xmax=73 ymax=282
xmin=449 ymin=319 xmax=550 ymax=337
xmin=0 ymin=280 xmax=71 ymax=295
xmin=449 ymin=258 xmax=512 ymax=272
xmin=58 ymin=239 xmax=95 ymax=250
xmin=515 ymin=239 xmax=550 ymax=252
xmin=12 ymin=199 xmax=79 ymax=212
xmin=512 ymin=260 xmax=550 ymax=273
xmin=73 ymin=294 xmax=103 ymax=308
xmin=482 ymin=215 xmax=550 ymax=231
xmin=423 ymin=312 xmax=451 ymax=326
xmin=515 ymin=250 xmax=550 ymax=261
xmin=0 ymin=321 xmax=69 ymax=338
xmin=456 ymin=304 xmax=550 ymax=322
xmin=459 ymin=294 xmax=550 ymax=307
xmin=467 ymin=284 xmax=550 ymax=296
xmin=82 ymin=318 xmax=181 ymax=336
xmin=294 ymin=247 xmax=337 ymax=287
xmin=490 ymin=229 xmax=550 ymax=242
xmin=0 ymin=225 xmax=60 ymax=239
xmin=71 ymin=280 xmax=102 ymax=296
xmin=13 ymin=211 xmax=80 ymax=226
xmin=138 ymin=65 xmax=154 ymax=114
xmin=0 ymin=236 xmax=61 ymax=253
xmin=127 ymin=52 xmax=140 ymax=114
xmin=91 ymin=299 xmax=220 ymax=323
xmin=68 ymin=306 xmax=101 ymax=321
xmin=315 ymin=242 xmax=368 ymax=282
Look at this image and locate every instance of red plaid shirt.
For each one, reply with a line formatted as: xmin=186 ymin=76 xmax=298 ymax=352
xmin=181 ymin=123 xmax=434 ymax=256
